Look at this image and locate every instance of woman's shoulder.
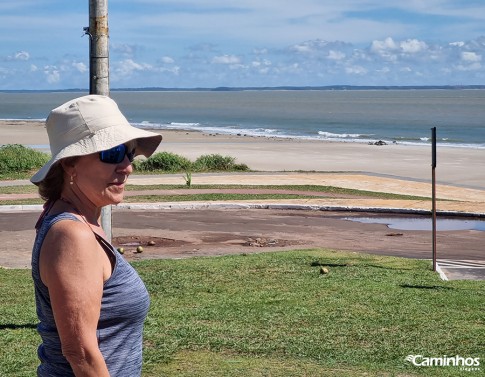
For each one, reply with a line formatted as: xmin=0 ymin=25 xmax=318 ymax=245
xmin=41 ymin=214 xmax=100 ymax=258
xmin=40 ymin=215 xmax=106 ymax=285
xmin=40 ymin=211 xmax=80 ymax=230
xmin=48 ymin=213 xmax=91 ymax=234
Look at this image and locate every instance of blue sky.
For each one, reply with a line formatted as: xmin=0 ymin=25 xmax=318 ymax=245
xmin=1 ymin=0 xmax=485 ymax=90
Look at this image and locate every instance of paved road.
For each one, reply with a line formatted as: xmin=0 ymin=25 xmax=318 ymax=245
xmin=1 ymin=207 xmax=484 ymax=280
xmin=1 ymin=172 xmax=484 ymax=280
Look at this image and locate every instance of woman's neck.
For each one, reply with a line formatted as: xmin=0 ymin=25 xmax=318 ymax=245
xmin=59 ymin=189 xmax=101 ymax=226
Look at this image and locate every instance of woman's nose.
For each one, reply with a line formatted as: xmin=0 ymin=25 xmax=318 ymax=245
xmin=117 ymin=155 xmax=134 ymax=174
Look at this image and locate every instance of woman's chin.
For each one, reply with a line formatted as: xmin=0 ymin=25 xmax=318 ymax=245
xmin=102 ymin=190 xmax=125 ymax=206
xmin=110 ymin=195 xmax=125 ymax=205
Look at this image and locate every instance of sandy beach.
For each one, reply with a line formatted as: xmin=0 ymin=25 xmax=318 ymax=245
xmin=1 ymin=120 xmax=484 ymax=275
xmin=1 ymin=120 xmax=484 ymax=189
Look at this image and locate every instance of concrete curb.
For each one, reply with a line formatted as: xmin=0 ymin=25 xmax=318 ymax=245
xmin=0 ymin=204 xmax=44 ymax=212
xmin=435 ymin=263 xmax=449 ymax=281
xmin=1 ymin=202 xmax=484 ymax=218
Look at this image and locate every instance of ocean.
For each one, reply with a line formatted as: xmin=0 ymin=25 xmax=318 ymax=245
xmin=1 ymin=89 xmax=484 ymax=149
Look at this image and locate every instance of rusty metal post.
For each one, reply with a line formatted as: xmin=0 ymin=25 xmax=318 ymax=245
xmin=431 ymin=127 xmax=437 ymax=272
xmin=88 ymin=0 xmax=111 ymax=240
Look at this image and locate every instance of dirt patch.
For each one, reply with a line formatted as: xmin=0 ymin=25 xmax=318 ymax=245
xmin=199 ymin=233 xmax=304 ymax=248
xmin=113 ymin=235 xmax=190 ymax=249
xmin=112 ymin=233 xmax=307 ymax=262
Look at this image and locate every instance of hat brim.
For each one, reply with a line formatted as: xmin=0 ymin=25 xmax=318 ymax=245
xmin=31 ymin=125 xmax=162 ymax=185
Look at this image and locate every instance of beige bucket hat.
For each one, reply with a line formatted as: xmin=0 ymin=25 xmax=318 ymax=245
xmin=31 ymin=95 xmax=162 ymax=185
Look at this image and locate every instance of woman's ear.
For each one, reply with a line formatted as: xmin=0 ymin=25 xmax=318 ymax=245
xmin=60 ymin=157 xmax=79 ymax=178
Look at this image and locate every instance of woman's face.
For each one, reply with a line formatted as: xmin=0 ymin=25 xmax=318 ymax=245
xmin=70 ymin=144 xmax=134 ymax=208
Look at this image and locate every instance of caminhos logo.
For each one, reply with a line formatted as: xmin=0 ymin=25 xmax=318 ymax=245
xmin=405 ymin=354 xmax=481 ymax=372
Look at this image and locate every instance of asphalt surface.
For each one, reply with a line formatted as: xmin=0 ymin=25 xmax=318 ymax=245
xmin=1 ymin=172 xmax=484 ymax=280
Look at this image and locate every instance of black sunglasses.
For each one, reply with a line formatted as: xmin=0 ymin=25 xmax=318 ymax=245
xmin=99 ymin=144 xmax=135 ymax=164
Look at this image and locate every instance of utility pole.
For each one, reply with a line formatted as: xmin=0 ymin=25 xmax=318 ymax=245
xmin=86 ymin=0 xmax=112 ymax=240
xmin=88 ymin=0 xmax=109 ymax=96
xmin=431 ymin=127 xmax=437 ymax=272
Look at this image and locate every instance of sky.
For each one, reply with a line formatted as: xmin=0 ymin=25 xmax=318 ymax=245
xmin=1 ymin=0 xmax=485 ymax=90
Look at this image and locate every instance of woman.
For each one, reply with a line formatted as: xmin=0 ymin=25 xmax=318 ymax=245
xmin=30 ymin=95 xmax=162 ymax=376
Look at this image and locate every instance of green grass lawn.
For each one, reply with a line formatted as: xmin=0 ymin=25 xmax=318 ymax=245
xmin=1 ymin=249 xmax=483 ymax=376
xmin=0 ymin=183 xmax=431 ymax=207
xmin=0 ymin=183 xmax=429 ymax=200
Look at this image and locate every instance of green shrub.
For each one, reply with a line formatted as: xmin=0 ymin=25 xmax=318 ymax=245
xmin=0 ymin=144 xmax=50 ymax=176
xmin=133 ymin=151 xmax=192 ymax=172
xmin=193 ymin=154 xmax=249 ymax=172
xmin=183 ymin=171 xmax=192 ymax=188
xmin=0 ymin=145 xmax=250 ymax=178
xmin=231 ymin=162 xmax=250 ymax=171
xmin=133 ymin=152 xmax=250 ymax=173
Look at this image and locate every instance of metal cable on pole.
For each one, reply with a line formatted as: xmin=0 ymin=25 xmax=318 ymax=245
xmin=88 ymin=0 xmax=112 ymax=241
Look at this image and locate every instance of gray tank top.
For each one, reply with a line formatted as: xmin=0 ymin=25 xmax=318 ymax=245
xmin=31 ymin=212 xmax=150 ymax=376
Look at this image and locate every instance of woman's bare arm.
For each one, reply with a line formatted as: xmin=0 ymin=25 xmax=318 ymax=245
xmin=40 ymin=220 xmax=112 ymax=376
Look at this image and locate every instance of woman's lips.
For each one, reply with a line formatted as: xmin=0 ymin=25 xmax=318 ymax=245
xmin=110 ymin=176 xmax=128 ymax=186
xmin=108 ymin=176 xmax=128 ymax=188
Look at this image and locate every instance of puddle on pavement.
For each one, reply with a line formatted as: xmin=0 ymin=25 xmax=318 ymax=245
xmin=345 ymin=216 xmax=485 ymax=231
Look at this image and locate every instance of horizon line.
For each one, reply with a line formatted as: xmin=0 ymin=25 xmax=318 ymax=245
xmin=2 ymin=84 xmax=485 ymax=93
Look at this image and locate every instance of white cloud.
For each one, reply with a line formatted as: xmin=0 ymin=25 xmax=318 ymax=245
xmin=44 ymin=66 xmax=60 ymax=84
xmin=327 ymin=50 xmax=346 ymax=61
xmin=449 ymin=41 xmax=465 ymax=47
xmin=72 ymin=61 xmax=87 ymax=73
xmin=110 ymin=58 xmax=182 ymax=86
xmin=288 ymin=40 xmax=347 ymax=56
xmin=345 ymin=65 xmax=367 ymax=75
xmin=211 ymin=55 xmax=241 ymax=64
xmin=161 ymin=56 xmax=175 ymax=64
xmin=456 ymin=51 xmax=482 ymax=71
xmin=456 ymin=62 xmax=482 ymax=71
xmin=14 ymin=51 xmax=30 ymax=60
xmin=251 ymin=59 xmax=271 ymax=67
xmin=158 ymin=65 xmax=180 ymax=75
xmin=250 ymin=59 xmax=271 ymax=74
xmin=400 ymin=39 xmax=428 ymax=54
xmin=371 ymin=37 xmax=398 ymax=54
xmin=111 ymin=44 xmax=140 ymax=58
xmin=253 ymin=48 xmax=268 ymax=55
xmin=461 ymin=51 xmax=482 ymax=62
xmin=3 ymin=1 xmax=485 ymax=89
xmin=116 ymin=59 xmax=153 ymax=76
xmin=5 ymin=50 xmax=30 ymax=61
xmin=4 ymin=33 xmax=483 ymax=89
xmin=291 ymin=43 xmax=314 ymax=54
xmin=377 ymin=67 xmax=391 ymax=74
